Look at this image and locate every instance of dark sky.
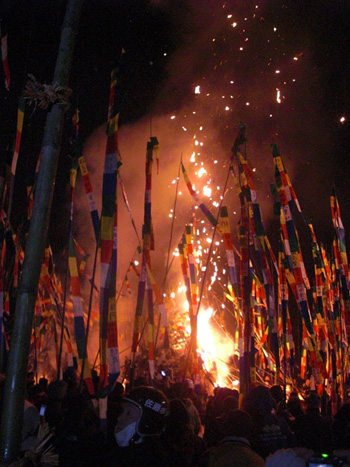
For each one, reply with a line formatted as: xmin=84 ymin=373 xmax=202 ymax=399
xmin=1 ymin=0 xmax=350 ymax=259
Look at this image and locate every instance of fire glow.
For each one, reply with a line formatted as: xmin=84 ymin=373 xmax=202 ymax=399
xmin=179 ymin=305 xmax=235 ymax=388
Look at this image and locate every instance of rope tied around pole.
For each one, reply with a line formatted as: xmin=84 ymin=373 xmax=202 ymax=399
xmin=23 ymin=74 xmax=72 ymax=110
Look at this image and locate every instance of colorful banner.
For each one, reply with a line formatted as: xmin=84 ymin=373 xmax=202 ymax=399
xmin=0 ymin=19 xmax=10 ymax=90
xmin=99 ymin=68 xmax=122 ymax=388
xmin=78 ymin=155 xmax=100 ymax=241
xmin=69 ymin=157 xmax=94 ymax=394
xmin=272 ymin=143 xmax=327 ymax=378
xmin=8 ymin=98 xmax=25 ymax=221
xmin=131 ymin=137 xmax=159 ymax=379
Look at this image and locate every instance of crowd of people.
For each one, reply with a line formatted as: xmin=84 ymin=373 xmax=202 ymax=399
xmin=1 ymin=369 xmax=350 ymax=466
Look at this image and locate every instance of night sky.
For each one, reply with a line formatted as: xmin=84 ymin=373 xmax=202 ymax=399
xmin=1 ymin=0 xmax=350 ymax=285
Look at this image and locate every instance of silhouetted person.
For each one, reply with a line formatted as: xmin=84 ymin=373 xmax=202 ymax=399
xmin=204 ymin=395 xmax=239 ymax=447
xmin=104 ymin=386 xmax=171 ymax=466
xmin=244 ymin=385 xmax=293 ymax=458
xmin=294 ymin=391 xmax=333 ymax=453
xmin=54 ymin=393 xmax=104 ymax=466
xmin=270 ymin=385 xmax=295 ymax=427
xmin=39 ymin=377 xmax=48 ymax=391
xmin=162 ymin=398 xmax=206 ymax=466
xmin=332 ymin=403 xmax=350 ymax=449
xmin=28 ymin=383 xmax=48 ymax=410
xmin=199 ymin=410 xmax=265 ymax=466
xmin=287 ymin=391 xmax=304 ymax=419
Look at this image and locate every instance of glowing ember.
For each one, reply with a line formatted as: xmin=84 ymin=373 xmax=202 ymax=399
xmin=203 ymin=185 xmax=212 ymax=197
xmin=276 ymin=89 xmax=281 ymax=103
xmin=197 ymin=167 xmax=207 ymax=178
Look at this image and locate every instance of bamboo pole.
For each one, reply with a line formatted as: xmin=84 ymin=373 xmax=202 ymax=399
xmin=79 ymin=221 xmax=100 ymax=392
xmin=232 ymin=124 xmax=252 ymax=397
xmin=0 ymin=1 xmax=83 ymax=462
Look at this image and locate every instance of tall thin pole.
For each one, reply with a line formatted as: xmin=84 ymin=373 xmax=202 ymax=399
xmin=232 ymin=124 xmax=252 ymax=397
xmin=0 ymin=1 xmax=83 ymax=462
xmin=154 ymin=155 xmax=182 ymax=352
xmin=79 ymin=222 xmax=100 ymax=392
xmin=57 ymin=243 xmax=70 ymax=380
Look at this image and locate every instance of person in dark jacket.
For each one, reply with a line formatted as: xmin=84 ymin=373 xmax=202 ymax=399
xmin=286 ymin=391 xmax=304 ymax=420
xmin=204 ymin=395 xmax=239 ymax=447
xmin=244 ymin=385 xmax=293 ymax=459
xmin=293 ymin=391 xmax=333 ymax=453
xmin=332 ymin=403 xmax=350 ymax=449
xmin=162 ymin=398 xmax=206 ymax=466
xmin=199 ymin=409 xmax=265 ymax=467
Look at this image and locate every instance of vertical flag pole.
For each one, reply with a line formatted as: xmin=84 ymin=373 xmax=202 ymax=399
xmin=0 ymin=1 xmax=83 ymax=462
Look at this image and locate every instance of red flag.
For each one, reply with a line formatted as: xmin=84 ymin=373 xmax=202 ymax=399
xmin=0 ymin=20 xmax=10 ymax=90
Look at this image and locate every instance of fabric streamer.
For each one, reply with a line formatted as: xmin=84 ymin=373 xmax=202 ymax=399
xmin=272 ymin=143 xmax=327 ymax=379
xmin=8 ymin=98 xmax=25 ymax=221
xmin=131 ymin=136 xmax=159 ymax=380
xmin=331 ymin=189 xmax=350 ymax=338
xmin=40 ymin=263 xmax=75 ymax=370
xmin=99 ymin=67 xmax=122 ymax=390
xmin=219 ymin=206 xmax=238 ymax=293
xmin=181 ymin=162 xmax=221 ymax=233
xmin=78 ymin=156 xmax=100 ymax=241
xmin=69 ymin=157 xmax=94 ymax=395
xmin=0 ymin=19 xmax=10 ymax=90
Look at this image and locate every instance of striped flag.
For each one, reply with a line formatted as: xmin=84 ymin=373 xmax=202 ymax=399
xmin=78 ymin=155 xmax=100 ymax=241
xmin=219 ymin=206 xmax=238 ymax=293
xmin=131 ymin=137 xmax=159 ymax=380
xmin=272 ymin=143 xmax=327 ymax=379
xmin=68 ymin=157 xmax=94 ymax=394
xmin=99 ymin=67 xmax=122 ymax=388
xmin=8 ymin=98 xmax=25 ymax=221
xmin=181 ymin=162 xmax=221 ymax=233
xmin=0 ymin=19 xmax=10 ymax=90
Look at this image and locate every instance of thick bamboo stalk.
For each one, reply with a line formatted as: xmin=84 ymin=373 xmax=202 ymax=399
xmin=0 ymin=0 xmax=83 ymax=462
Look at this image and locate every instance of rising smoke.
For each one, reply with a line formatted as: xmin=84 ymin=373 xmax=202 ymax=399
xmin=75 ymin=0 xmax=346 ymax=364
